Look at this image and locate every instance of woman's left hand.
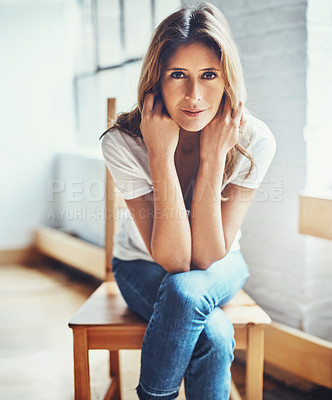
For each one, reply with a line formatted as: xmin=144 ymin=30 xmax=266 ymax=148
xmin=200 ymin=96 xmax=246 ymax=163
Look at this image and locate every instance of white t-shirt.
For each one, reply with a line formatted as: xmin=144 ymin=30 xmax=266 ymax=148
xmin=101 ymin=114 xmax=276 ymax=262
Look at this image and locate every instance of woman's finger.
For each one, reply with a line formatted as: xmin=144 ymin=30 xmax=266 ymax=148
xmin=142 ymin=92 xmax=155 ymax=116
xmin=153 ymin=96 xmax=163 ymax=116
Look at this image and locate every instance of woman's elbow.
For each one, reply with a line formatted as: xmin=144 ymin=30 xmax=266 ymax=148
xmin=151 ymin=242 xmax=191 ymax=273
xmin=191 ymin=251 xmax=227 ymax=270
xmin=152 ymin=252 xmax=190 ymax=273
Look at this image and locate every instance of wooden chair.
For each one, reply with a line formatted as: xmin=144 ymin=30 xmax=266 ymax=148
xmin=69 ymin=98 xmax=272 ymax=400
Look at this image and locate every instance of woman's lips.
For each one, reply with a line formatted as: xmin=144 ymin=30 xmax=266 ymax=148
xmin=181 ymin=109 xmax=206 ymax=117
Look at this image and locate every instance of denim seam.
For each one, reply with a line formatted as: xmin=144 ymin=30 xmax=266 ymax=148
xmin=184 ymin=367 xmax=193 ymax=400
xmin=141 ymin=285 xmax=168 ymax=347
xmin=138 ymin=379 xmax=180 ymax=397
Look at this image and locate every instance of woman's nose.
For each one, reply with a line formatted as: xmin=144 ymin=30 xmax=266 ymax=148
xmin=185 ymin=80 xmax=202 ymax=103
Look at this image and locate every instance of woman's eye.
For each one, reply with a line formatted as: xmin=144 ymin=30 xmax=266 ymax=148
xmin=202 ymin=72 xmax=217 ymax=80
xmin=170 ymin=71 xmax=185 ymax=79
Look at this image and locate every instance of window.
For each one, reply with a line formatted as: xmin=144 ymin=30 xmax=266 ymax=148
xmin=73 ymin=0 xmax=180 ymax=147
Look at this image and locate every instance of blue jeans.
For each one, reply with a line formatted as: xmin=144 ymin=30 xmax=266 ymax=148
xmin=112 ymin=250 xmax=250 ymax=400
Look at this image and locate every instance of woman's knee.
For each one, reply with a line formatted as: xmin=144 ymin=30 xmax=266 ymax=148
xmin=158 ymin=271 xmax=213 ymax=314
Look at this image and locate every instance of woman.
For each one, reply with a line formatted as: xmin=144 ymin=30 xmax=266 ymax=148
xmin=100 ymin=2 xmax=276 ymax=399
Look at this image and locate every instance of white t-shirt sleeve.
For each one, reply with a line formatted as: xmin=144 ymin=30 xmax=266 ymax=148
xmin=230 ymin=117 xmax=276 ymax=189
xmin=101 ymin=130 xmax=153 ymax=200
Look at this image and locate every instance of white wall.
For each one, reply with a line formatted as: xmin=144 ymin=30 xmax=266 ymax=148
xmin=232 ymin=0 xmax=308 ymax=331
xmin=306 ymin=0 xmax=332 ymax=192
xmin=302 ymin=0 xmax=332 ymax=340
xmin=0 ymin=0 xmax=76 ymax=249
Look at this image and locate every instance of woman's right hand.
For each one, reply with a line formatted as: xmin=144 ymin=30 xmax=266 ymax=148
xmin=140 ymin=92 xmax=180 ymax=159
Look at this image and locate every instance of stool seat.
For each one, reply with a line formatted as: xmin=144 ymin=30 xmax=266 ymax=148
xmin=69 ymin=282 xmax=271 ymax=355
xmin=69 ymin=282 xmax=271 ymax=328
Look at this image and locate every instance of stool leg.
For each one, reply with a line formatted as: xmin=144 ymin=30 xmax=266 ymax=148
xmin=245 ymin=326 xmax=264 ymax=400
xmin=109 ymin=350 xmax=122 ymax=400
xmin=230 ymin=378 xmax=243 ymax=400
xmin=73 ymin=328 xmax=91 ymax=400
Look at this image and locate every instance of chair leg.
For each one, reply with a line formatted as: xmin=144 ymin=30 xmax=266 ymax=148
xmin=230 ymin=378 xmax=243 ymax=400
xmin=245 ymin=325 xmax=264 ymax=400
xmin=109 ymin=350 xmax=122 ymax=400
xmin=73 ymin=328 xmax=91 ymax=400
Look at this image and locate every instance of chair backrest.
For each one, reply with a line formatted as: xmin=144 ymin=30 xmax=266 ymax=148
xmin=105 ymin=98 xmax=128 ymax=281
xmin=105 ymin=98 xmax=116 ymax=281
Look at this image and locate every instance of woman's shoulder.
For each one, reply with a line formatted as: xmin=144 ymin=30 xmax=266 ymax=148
xmin=228 ymin=113 xmax=276 ymax=189
xmin=101 ymin=127 xmax=132 ymax=147
xmin=101 ymin=128 xmax=147 ymax=155
xmin=248 ymin=114 xmax=276 ymax=148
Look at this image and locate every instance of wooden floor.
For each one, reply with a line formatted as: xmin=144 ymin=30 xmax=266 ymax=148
xmin=0 ymin=260 xmax=331 ymax=400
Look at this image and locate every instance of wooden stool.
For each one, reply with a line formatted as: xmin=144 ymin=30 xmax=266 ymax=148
xmin=69 ymin=281 xmax=271 ymax=400
xmin=69 ymin=98 xmax=271 ymax=400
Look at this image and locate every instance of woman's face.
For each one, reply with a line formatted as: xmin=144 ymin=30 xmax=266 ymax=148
xmin=160 ymin=42 xmax=225 ymax=132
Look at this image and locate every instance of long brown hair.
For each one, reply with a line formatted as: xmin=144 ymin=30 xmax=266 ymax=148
xmin=100 ymin=2 xmax=255 ymax=185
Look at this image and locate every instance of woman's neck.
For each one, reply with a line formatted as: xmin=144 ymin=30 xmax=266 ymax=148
xmin=177 ymin=128 xmax=201 ymax=155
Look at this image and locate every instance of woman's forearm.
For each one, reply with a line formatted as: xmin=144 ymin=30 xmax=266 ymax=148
xmin=190 ymin=155 xmax=227 ymax=270
xmin=149 ymin=155 xmax=191 ymax=273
